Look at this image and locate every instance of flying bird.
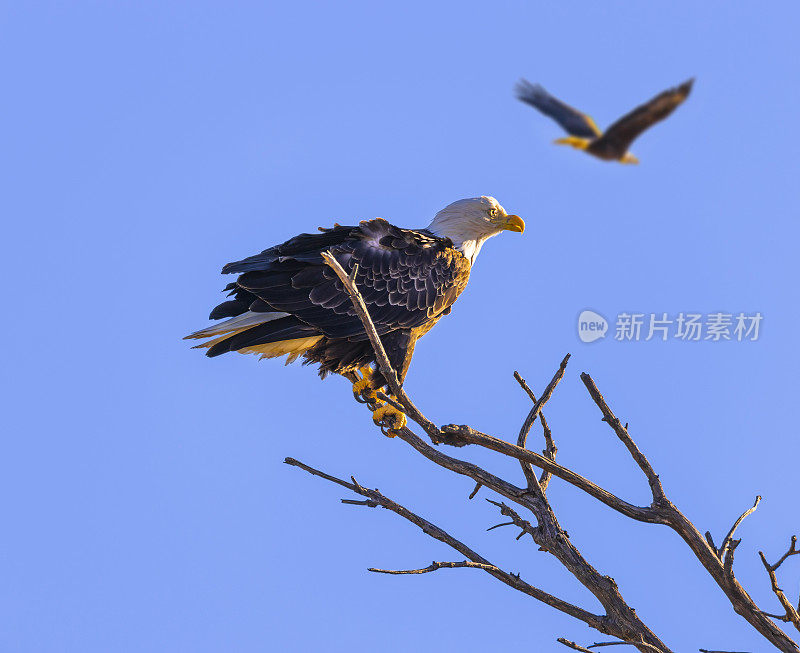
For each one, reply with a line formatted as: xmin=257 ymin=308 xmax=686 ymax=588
xmin=514 ymin=78 xmax=694 ymax=163
xmin=185 ymin=197 xmax=525 ymax=432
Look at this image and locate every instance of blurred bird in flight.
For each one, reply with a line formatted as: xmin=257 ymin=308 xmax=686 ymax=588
xmin=515 ymin=78 xmax=694 ymax=164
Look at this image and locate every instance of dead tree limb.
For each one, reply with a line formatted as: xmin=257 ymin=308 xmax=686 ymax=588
xmin=514 ymin=365 xmax=564 ymax=491
xmin=283 ymin=457 xmax=604 ymax=629
xmin=759 ymin=536 xmax=800 ymax=632
xmin=367 ymin=561 xmax=498 ymax=574
xmin=300 ymin=251 xmax=800 ymax=652
xmin=558 ymin=639 xmax=666 ymax=652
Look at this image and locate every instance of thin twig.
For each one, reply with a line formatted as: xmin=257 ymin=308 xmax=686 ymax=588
xmin=766 ymin=536 xmax=799 ymax=572
xmin=516 ymin=355 xmax=570 ymax=449
xmin=485 ymin=498 xmax=537 ymax=541
xmin=580 ymin=373 xmax=666 ymax=503
xmin=759 ymin=536 xmax=800 ymax=632
xmin=513 ymin=370 xmax=538 ymax=403
xmin=558 ymin=640 xmax=595 ymax=652
xmin=588 ymin=643 xmax=666 ymax=652
xmin=515 ymin=356 xmax=569 ymax=491
xmin=719 ymin=496 xmax=761 ymax=560
xmin=468 ymin=482 xmax=482 ymax=500
xmin=368 ymin=560 xmax=497 ymax=574
xmin=538 ymin=411 xmax=557 ymax=490
xmin=558 ymin=640 xmax=665 ymax=653
xmin=705 ymin=531 xmax=718 ymax=554
xmin=341 ymin=498 xmax=379 ymax=507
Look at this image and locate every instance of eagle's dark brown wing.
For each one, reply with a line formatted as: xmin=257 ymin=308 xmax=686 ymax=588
xmin=596 ymin=79 xmax=694 ymax=156
xmin=515 ymin=78 xmax=602 ymax=139
xmin=189 ymin=219 xmax=471 ymax=366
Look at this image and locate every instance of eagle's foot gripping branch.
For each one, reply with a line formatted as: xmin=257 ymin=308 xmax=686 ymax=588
xmin=351 ymin=367 xmax=379 ymax=405
xmin=349 ymin=368 xmax=407 ymax=436
xmin=371 ymin=403 xmax=407 ymax=436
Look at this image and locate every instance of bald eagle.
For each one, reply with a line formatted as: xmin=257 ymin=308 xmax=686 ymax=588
xmin=515 ymin=78 xmax=694 ymax=163
xmin=186 ymin=196 xmax=524 ymax=431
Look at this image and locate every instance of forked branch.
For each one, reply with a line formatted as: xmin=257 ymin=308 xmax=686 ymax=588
xmin=309 ymin=250 xmax=799 ymax=652
xmin=283 ymin=457 xmax=604 ymax=629
xmin=759 ymin=536 xmax=800 ymax=632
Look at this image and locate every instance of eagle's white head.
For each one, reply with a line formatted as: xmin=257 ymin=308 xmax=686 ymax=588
xmin=425 ymin=196 xmax=525 ymax=264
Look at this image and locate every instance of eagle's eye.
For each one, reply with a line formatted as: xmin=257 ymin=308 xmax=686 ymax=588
xmin=488 ymin=208 xmax=499 ymax=218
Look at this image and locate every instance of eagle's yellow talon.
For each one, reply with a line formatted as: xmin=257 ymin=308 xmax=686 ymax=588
xmin=352 ymin=377 xmax=370 ymax=394
xmin=372 ymin=404 xmax=407 ymax=436
xmin=352 ymin=376 xmax=373 ymax=400
xmin=352 ymin=367 xmax=380 ymax=404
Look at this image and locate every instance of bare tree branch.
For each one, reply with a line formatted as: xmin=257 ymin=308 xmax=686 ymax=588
xmin=537 ymin=410 xmax=557 ymax=491
xmin=558 ymin=638 xmax=596 ymax=652
xmin=368 ymin=560 xmax=498 ymax=574
xmin=437 ymin=423 xmax=666 ymax=524
xmin=772 ymin=536 xmax=799 ymax=572
xmin=311 ymin=248 xmax=800 ymax=652
xmin=759 ymin=536 xmax=800 ymax=632
xmin=719 ymin=496 xmax=762 ymax=560
xmin=485 ymin=498 xmax=537 ymax=542
xmin=579 ymin=373 xmax=665 ymax=503
xmin=468 ymin=481 xmax=482 ymax=500
xmin=513 ymin=369 xmax=559 ymax=491
xmin=558 ymin=639 xmax=665 ymax=652
xmin=284 ymin=457 xmax=604 ymax=629
xmin=574 ymin=378 xmax=795 ymax=651
xmin=588 ymin=643 xmax=665 ymax=652
xmin=514 ymin=356 xmax=569 ymax=491
xmin=296 ymin=424 xmax=671 ymax=647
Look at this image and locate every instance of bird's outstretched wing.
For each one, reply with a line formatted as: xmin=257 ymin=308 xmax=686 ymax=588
xmin=514 ymin=79 xmax=601 ymax=139
xmin=598 ymin=78 xmax=694 ymax=153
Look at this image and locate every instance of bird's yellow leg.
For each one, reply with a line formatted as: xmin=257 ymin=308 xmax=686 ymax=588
xmin=620 ymin=152 xmax=639 ymax=165
xmin=372 ymin=398 xmax=407 ymax=437
xmin=351 ymin=366 xmax=380 ymax=406
xmin=553 ymin=136 xmax=590 ymax=150
xmin=349 ymin=367 xmax=406 ymax=435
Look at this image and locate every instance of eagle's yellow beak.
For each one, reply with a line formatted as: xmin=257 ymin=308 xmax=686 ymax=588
xmin=500 ymin=214 xmax=525 ymax=234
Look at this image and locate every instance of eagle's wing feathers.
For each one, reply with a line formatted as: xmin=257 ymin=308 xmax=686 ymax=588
xmin=221 ymin=225 xmax=354 ymax=274
xmin=230 ymin=218 xmax=469 ymax=342
xmin=599 ymin=78 xmax=694 ymax=153
xmin=515 ymin=78 xmax=601 ymax=139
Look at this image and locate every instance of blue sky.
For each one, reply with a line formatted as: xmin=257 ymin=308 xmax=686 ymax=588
xmin=2 ymin=2 xmax=799 ymax=651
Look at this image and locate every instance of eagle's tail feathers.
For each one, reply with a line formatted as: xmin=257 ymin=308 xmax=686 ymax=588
xmin=184 ymin=310 xmax=288 ymax=340
xmin=197 ymin=316 xmax=322 ymax=359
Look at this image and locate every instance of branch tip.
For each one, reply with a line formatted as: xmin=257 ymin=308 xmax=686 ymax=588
xmin=719 ymin=495 xmax=761 ymax=560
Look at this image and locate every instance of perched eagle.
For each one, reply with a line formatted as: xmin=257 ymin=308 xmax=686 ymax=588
xmin=515 ymin=78 xmax=694 ymax=163
xmin=186 ymin=196 xmax=524 ymax=431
